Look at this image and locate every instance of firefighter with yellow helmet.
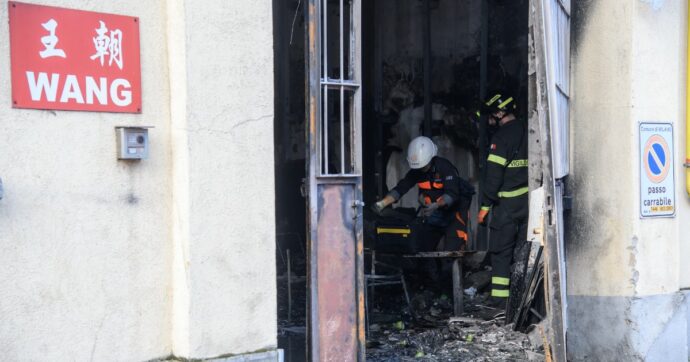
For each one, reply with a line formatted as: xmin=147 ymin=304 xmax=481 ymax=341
xmin=478 ymin=93 xmax=528 ymax=308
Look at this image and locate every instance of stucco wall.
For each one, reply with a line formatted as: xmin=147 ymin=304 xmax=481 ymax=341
xmin=567 ymin=0 xmax=690 ymax=359
xmin=0 ymin=0 xmax=277 ymax=360
xmin=172 ymin=0 xmax=277 ymax=358
xmin=568 ymin=0 xmax=688 ymax=301
xmin=0 ymin=1 xmax=172 ymax=361
xmin=677 ymin=2 xmax=690 ymax=290
xmin=630 ymin=0 xmax=685 ymax=296
xmin=568 ymin=0 xmax=635 ymax=298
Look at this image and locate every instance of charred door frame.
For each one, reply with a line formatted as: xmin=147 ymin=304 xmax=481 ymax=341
xmin=305 ymin=0 xmax=365 ymax=361
xmin=529 ymin=0 xmax=569 ymax=359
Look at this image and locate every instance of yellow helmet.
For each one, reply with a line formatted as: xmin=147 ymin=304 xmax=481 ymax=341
xmin=482 ymin=93 xmax=516 ymax=114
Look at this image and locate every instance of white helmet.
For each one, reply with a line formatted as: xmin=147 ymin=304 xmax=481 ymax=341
xmin=406 ymin=136 xmax=437 ymax=169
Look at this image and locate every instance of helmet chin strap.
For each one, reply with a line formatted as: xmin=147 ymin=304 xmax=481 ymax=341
xmin=499 ymin=113 xmax=516 ymax=126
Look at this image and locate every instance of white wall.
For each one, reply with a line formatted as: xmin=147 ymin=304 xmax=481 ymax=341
xmin=567 ymin=0 xmax=690 ymax=359
xmin=568 ymin=0 xmax=636 ymax=297
xmin=676 ymin=1 xmax=690 ymax=290
xmin=171 ymin=0 xmax=277 ymax=358
xmin=0 ymin=1 xmax=172 ymax=360
xmin=630 ymin=0 xmax=686 ymax=296
xmin=568 ymin=0 xmax=688 ymax=299
xmin=0 ymin=0 xmax=277 ymax=360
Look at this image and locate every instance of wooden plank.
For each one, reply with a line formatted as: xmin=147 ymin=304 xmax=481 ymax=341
xmin=452 ymin=258 xmax=463 ymax=316
xmin=448 ymin=316 xmax=483 ymax=324
xmin=288 ymin=249 xmax=292 ymax=322
xmin=403 ymin=251 xmax=468 ymax=258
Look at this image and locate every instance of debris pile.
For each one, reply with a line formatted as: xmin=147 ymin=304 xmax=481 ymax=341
xmin=367 ymin=321 xmax=534 ymax=361
xmin=365 ymin=287 xmax=543 ymax=361
xmin=275 ymin=249 xmax=544 ymax=360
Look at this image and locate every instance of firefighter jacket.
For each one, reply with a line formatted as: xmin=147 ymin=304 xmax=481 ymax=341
xmin=481 ymin=118 xmax=528 ymax=209
xmin=388 ymin=156 xmax=473 ymax=208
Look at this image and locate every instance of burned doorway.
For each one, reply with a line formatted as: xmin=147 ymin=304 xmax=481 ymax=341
xmin=274 ymin=0 xmax=366 ymax=360
xmin=272 ymin=1 xmax=308 ymax=361
xmin=272 ymin=1 xmax=545 ymax=361
xmin=361 ymin=0 xmax=530 ymax=249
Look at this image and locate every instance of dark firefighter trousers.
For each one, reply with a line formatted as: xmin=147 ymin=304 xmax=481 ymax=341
xmin=415 ymin=198 xmax=471 ymax=289
xmin=489 ymin=194 xmax=528 ymax=299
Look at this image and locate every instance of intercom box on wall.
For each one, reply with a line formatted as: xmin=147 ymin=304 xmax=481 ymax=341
xmin=116 ymin=127 xmax=152 ymax=160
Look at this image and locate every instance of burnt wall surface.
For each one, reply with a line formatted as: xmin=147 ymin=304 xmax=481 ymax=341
xmin=570 ymin=0 xmax=595 ymax=57
xmin=363 ymin=0 xmax=529 ymax=204
xmin=273 ymin=0 xmax=307 ymax=253
xmin=370 ymin=0 xmax=528 ymax=112
xmin=566 ymin=0 xmax=689 ymax=360
xmin=271 ymin=0 xmax=530 ymax=247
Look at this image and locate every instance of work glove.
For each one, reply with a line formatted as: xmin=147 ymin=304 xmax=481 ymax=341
xmin=418 ymin=193 xmax=432 ymax=207
xmin=420 ymin=202 xmax=440 ymax=217
xmin=477 ymin=207 xmax=490 ymax=225
xmin=372 ymin=200 xmax=387 ymax=215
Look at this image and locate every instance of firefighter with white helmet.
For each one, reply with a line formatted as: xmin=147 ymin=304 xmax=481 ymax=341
xmin=406 ymin=136 xmax=437 ymax=169
xmin=374 ymin=136 xmax=474 ymax=252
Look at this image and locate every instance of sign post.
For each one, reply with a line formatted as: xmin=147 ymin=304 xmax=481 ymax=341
xmin=639 ymin=122 xmax=675 ymax=218
xmin=8 ymin=1 xmax=141 ymax=113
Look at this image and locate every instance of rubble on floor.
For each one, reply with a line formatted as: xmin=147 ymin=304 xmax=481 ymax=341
xmin=276 ymin=254 xmax=543 ymax=361
xmin=365 ymin=287 xmax=542 ymax=361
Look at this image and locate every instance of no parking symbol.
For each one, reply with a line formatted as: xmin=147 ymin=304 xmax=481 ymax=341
xmin=639 ymin=123 xmax=675 ymax=218
xmin=643 ymin=135 xmax=670 ymax=183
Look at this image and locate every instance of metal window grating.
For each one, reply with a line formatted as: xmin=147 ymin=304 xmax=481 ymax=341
xmin=319 ymin=0 xmax=361 ymax=177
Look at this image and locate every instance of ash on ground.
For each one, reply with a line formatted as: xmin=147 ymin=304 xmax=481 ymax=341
xmin=277 ymin=259 xmax=544 ymax=361
xmin=365 ymin=287 xmax=543 ymax=361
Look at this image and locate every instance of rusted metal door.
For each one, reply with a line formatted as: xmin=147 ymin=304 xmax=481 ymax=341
xmin=305 ymin=0 xmax=364 ymax=361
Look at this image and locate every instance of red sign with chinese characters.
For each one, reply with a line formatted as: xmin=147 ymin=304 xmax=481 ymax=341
xmin=9 ymin=2 xmax=141 ymax=113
